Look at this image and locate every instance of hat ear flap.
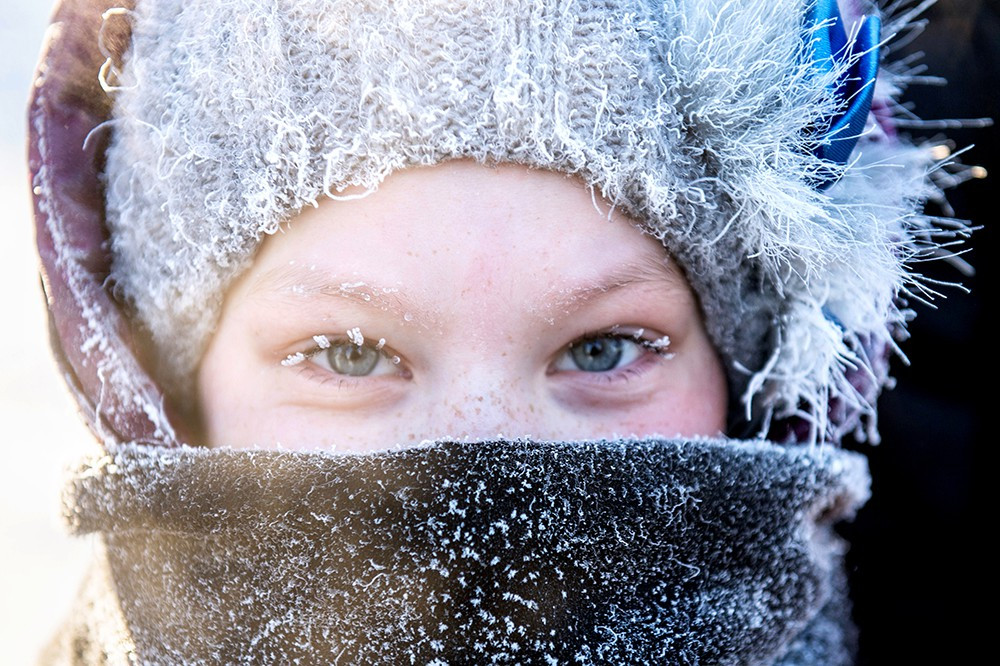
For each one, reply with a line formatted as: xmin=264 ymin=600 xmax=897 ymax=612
xmin=806 ymin=0 xmax=882 ymax=185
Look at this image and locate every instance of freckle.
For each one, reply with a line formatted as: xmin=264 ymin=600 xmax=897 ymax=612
xmin=407 ymin=432 xmax=416 ymax=441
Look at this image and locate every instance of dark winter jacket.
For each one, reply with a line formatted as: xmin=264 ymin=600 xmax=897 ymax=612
xmin=30 ymin=1 xmax=870 ymax=663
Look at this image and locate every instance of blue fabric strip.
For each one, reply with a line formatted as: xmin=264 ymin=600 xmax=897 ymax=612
xmin=806 ymin=0 xmax=881 ymax=189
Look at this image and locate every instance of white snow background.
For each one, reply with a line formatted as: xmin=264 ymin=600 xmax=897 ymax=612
xmin=1 ymin=2 xmax=97 ymax=662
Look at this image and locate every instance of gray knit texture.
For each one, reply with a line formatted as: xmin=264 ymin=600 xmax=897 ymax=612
xmin=104 ymin=0 xmax=953 ymax=442
xmin=46 ymin=438 xmax=869 ymax=664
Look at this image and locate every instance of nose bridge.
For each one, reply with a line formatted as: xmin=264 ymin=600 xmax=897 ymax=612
xmin=418 ymin=241 xmax=545 ymax=440
xmin=428 ymin=365 xmax=541 ymax=441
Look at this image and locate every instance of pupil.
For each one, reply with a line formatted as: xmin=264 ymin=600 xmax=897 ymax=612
xmin=328 ymin=343 xmax=379 ymax=376
xmin=570 ymin=337 xmax=624 ymax=372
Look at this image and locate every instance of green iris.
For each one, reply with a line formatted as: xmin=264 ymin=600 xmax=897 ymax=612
xmin=327 ymin=343 xmax=380 ymax=376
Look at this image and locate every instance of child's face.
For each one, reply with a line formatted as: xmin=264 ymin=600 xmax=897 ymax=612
xmin=197 ymin=161 xmax=727 ymax=451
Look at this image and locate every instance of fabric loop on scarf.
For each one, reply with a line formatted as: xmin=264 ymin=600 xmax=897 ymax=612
xmin=806 ymin=0 xmax=882 ymax=186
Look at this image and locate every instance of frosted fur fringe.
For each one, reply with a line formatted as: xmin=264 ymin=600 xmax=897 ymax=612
xmin=103 ymin=0 xmax=969 ymax=444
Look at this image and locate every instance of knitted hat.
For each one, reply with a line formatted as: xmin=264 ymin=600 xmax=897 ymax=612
xmin=103 ymin=0 xmax=965 ymax=443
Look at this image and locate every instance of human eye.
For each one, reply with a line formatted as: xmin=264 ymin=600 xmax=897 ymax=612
xmin=281 ymin=330 xmax=407 ymax=381
xmin=550 ymin=328 xmax=673 ymax=375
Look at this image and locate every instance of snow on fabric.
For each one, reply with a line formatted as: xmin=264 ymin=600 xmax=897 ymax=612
xmin=43 ymin=438 xmax=869 ymax=665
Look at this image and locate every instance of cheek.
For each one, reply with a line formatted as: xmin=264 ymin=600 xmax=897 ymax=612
xmin=195 ymin=344 xmax=241 ymax=446
xmin=196 ymin=326 xmax=276 ymax=447
xmin=612 ymin=350 xmax=728 ymax=439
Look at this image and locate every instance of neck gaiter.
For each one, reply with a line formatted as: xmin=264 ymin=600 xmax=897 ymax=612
xmin=46 ymin=437 xmax=868 ymax=665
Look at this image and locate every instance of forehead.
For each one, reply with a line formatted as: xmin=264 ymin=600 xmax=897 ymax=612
xmin=242 ymin=161 xmax=690 ymax=321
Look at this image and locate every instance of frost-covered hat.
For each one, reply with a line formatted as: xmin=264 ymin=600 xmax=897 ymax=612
xmin=102 ymin=0 xmax=967 ymax=443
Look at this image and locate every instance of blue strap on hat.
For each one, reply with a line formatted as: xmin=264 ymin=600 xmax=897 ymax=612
xmin=807 ymin=0 xmax=882 ymax=188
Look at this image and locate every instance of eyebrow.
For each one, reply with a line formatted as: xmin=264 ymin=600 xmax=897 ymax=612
xmin=251 ymin=264 xmax=440 ymax=325
xmin=251 ymin=255 xmax=685 ymax=324
xmin=539 ymin=256 xmax=686 ymax=316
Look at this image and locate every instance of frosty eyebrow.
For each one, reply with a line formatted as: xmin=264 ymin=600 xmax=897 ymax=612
xmin=251 ymin=265 xmax=439 ymax=325
xmin=538 ymin=256 xmax=688 ymax=316
xmin=253 ymin=255 xmax=684 ymax=323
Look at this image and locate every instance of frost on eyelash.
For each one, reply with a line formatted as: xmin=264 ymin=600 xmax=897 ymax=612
xmin=647 ymin=335 xmax=676 ymax=359
xmin=649 ymin=335 xmax=670 ymax=350
xmin=312 ymin=335 xmax=331 ymax=349
xmin=346 ymin=327 xmax=364 ymax=346
xmin=612 ymin=328 xmax=673 ymax=352
xmin=612 ymin=327 xmax=675 ymax=357
xmin=281 ymin=352 xmax=307 ymax=367
xmin=375 ymin=338 xmax=386 ymax=350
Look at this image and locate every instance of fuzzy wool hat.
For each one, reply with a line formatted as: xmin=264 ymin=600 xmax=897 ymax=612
xmin=102 ymin=0 xmax=967 ymax=444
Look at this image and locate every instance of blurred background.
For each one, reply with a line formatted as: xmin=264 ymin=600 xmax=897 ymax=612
xmin=1 ymin=2 xmax=97 ymax=664
xmin=1 ymin=0 xmax=994 ymax=663
xmin=840 ymin=1 xmax=996 ymax=662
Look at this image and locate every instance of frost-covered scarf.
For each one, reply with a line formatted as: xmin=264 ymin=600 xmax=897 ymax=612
xmin=42 ymin=438 xmax=868 ymax=665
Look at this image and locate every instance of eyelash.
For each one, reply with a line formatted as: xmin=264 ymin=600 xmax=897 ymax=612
xmin=572 ymin=330 xmax=673 ymax=357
